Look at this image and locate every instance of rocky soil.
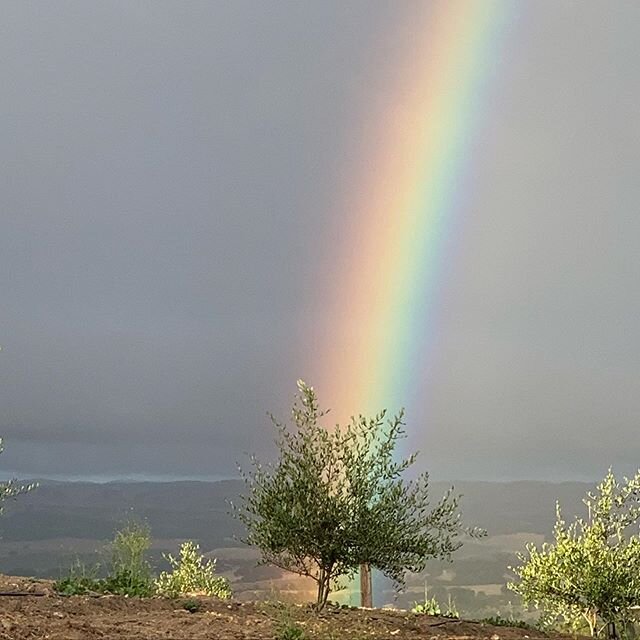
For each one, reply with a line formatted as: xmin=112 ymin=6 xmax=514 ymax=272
xmin=0 ymin=575 xmax=564 ymax=640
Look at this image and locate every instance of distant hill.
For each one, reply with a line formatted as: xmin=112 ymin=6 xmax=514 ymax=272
xmin=0 ymin=478 xmax=593 ymax=615
xmin=435 ymin=480 xmax=589 ymax=534
xmin=1 ymin=479 xmax=244 ymax=547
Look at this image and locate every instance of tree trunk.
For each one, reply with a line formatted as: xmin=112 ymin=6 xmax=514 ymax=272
xmin=360 ymin=563 xmax=372 ymax=608
xmin=315 ymin=568 xmax=332 ymax=611
xmin=583 ymin=610 xmax=597 ymax=637
xmin=321 ymin=580 xmax=331 ymax=610
xmin=316 ymin=569 xmax=326 ymax=610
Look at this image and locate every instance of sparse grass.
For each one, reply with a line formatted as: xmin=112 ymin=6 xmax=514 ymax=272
xmin=260 ymin=601 xmax=308 ymax=640
xmin=275 ymin=621 xmax=307 ymax=640
xmin=443 ymin=594 xmax=460 ymax=619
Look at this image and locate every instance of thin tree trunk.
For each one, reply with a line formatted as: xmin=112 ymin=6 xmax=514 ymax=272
xmin=321 ymin=579 xmax=331 ymax=610
xmin=316 ymin=569 xmax=326 ymax=610
xmin=583 ymin=610 xmax=596 ymax=637
xmin=360 ymin=563 xmax=372 ymax=608
xmin=315 ymin=568 xmax=332 ymax=611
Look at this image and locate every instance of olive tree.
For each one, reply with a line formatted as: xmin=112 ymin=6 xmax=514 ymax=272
xmin=509 ymin=469 xmax=640 ymax=636
xmin=234 ymin=380 xmax=480 ymax=610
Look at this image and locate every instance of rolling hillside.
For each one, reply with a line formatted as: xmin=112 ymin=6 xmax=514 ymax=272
xmin=0 ymin=479 xmax=591 ymax=616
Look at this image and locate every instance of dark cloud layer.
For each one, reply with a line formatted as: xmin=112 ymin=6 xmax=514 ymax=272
xmin=1 ymin=1 xmax=639 ymax=480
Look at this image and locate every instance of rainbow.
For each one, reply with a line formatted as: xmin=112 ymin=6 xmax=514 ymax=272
xmin=313 ymin=2 xmax=517 ymax=428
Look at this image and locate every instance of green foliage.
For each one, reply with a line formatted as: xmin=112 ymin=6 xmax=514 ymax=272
xmin=271 ymin=604 xmax=308 ymax=640
xmin=107 ymin=521 xmax=154 ymax=596
xmin=54 ymin=575 xmax=96 ymax=596
xmin=102 ymin=568 xmax=155 ymax=597
xmin=0 ymin=438 xmax=37 ymax=514
xmin=411 ymin=589 xmax=459 ymax=617
xmin=260 ymin=602 xmax=308 ymax=640
xmin=54 ymin=522 xmax=154 ymax=597
xmin=481 ymin=615 xmax=533 ymax=630
xmin=509 ymin=469 xmax=640 ymax=637
xmin=54 ymin=568 xmax=154 ymax=597
xmin=53 ymin=561 xmax=102 ymax=596
xmin=182 ymin=597 xmax=201 ymax=613
xmin=443 ymin=594 xmax=460 ymax=619
xmin=155 ymin=540 xmax=231 ymax=598
xmin=235 ymin=381 xmax=481 ymax=610
xmin=412 ymin=597 xmax=441 ymax=615
xmin=111 ymin=521 xmax=152 ymax=581
xmin=275 ymin=622 xmax=307 ymax=640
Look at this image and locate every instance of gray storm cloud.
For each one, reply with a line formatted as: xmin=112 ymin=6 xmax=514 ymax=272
xmin=1 ymin=1 xmax=639 ymax=480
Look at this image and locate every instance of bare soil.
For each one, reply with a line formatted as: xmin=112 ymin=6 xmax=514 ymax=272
xmin=0 ymin=575 xmax=564 ymax=640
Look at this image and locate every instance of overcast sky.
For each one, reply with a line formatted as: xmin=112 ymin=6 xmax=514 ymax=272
xmin=1 ymin=1 xmax=639 ymax=482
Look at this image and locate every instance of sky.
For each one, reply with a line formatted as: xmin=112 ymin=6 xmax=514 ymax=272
xmin=1 ymin=1 xmax=639 ymax=482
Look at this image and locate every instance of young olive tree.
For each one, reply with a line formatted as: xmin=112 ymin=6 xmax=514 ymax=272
xmin=235 ymin=381 xmax=481 ymax=610
xmin=509 ymin=469 xmax=640 ymax=636
xmin=155 ymin=541 xmax=231 ymax=598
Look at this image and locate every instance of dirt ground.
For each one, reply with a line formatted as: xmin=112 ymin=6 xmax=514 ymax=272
xmin=0 ymin=575 xmax=564 ymax=640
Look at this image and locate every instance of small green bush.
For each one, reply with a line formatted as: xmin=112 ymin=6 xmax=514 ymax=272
xmin=54 ymin=522 xmax=155 ymax=598
xmin=182 ymin=598 xmax=201 ymax=613
xmin=102 ymin=568 xmax=155 ymax=597
xmin=54 ymin=568 xmax=153 ymax=598
xmin=443 ymin=594 xmax=459 ymax=619
xmin=412 ymin=596 xmax=441 ymax=616
xmin=106 ymin=521 xmax=154 ymax=596
xmin=54 ymin=561 xmax=102 ymax=596
xmin=276 ymin=622 xmax=307 ymax=640
xmin=261 ymin=602 xmax=307 ymax=640
xmin=155 ymin=541 xmax=231 ymax=598
xmin=481 ymin=615 xmax=533 ymax=630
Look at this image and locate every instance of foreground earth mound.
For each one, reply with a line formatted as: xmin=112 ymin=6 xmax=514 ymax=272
xmin=0 ymin=575 xmax=565 ymax=640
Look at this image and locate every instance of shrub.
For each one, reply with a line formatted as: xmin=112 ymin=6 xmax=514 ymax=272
xmin=111 ymin=521 xmax=152 ymax=579
xmin=54 ymin=522 xmax=155 ymax=598
xmin=106 ymin=521 xmax=154 ymax=596
xmin=155 ymin=541 xmax=231 ymax=598
xmin=443 ymin=594 xmax=460 ymax=619
xmin=54 ymin=566 xmax=154 ymax=598
xmin=276 ymin=622 xmax=307 ymax=640
xmin=412 ymin=596 xmax=441 ymax=616
xmin=270 ymin=604 xmax=307 ymax=640
xmin=182 ymin=597 xmax=201 ymax=613
xmin=102 ymin=568 xmax=155 ymax=597
xmin=509 ymin=469 xmax=640 ymax=637
xmin=411 ymin=585 xmax=460 ymax=617
xmin=53 ymin=561 xmax=102 ymax=596
xmin=481 ymin=615 xmax=533 ymax=630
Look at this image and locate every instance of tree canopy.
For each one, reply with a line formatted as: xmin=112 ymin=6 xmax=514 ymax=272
xmin=235 ymin=380 xmax=481 ymax=609
xmin=509 ymin=469 xmax=640 ymax=636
